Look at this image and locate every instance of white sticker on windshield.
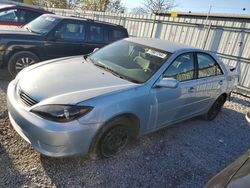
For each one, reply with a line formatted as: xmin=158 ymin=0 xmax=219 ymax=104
xmin=146 ymin=49 xmax=167 ymax=58
xmin=45 ymin=17 xmax=55 ymax=22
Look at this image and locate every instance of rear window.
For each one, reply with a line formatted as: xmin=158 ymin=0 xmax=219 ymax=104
xmin=109 ymin=29 xmax=126 ymax=42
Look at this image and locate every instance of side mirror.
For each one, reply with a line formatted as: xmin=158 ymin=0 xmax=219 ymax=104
xmin=93 ymin=48 xmax=99 ymax=53
xmin=54 ymin=31 xmax=62 ymax=40
xmin=155 ymin=77 xmax=179 ymax=88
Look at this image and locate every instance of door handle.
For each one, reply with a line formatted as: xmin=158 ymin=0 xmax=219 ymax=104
xmin=218 ymin=80 xmax=223 ymax=85
xmin=188 ymin=87 xmax=195 ymax=92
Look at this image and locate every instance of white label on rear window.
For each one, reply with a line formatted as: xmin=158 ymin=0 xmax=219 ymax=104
xmin=146 ymin=49 xmax=167 ymax=58
xmin=45 ymin=17 xmax=55 ymax=22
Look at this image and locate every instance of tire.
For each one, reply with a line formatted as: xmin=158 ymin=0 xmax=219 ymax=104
xmin=203 ymin=95 xmax=226 ymax=121
xmin=97 ymin=118 xmax=131 ymax=158
xmin=8 ymin=51 xmax=40 ymax=77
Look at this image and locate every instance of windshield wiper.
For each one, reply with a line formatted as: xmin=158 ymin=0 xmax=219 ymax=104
xmin=25 ymin=27 xmax=41 ymax=34
xmin=94 ymin=63 xmax=124 ymax=78
xmin=94 ymin=63 xmax=140 ymax=83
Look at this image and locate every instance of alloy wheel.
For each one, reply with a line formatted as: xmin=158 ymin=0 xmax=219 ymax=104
xmin=15 ymin=57 xmax=36 ymax=71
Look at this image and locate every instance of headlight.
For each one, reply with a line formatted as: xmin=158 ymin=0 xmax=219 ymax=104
xmin=31 ymin=105 xmax=93 ymax=122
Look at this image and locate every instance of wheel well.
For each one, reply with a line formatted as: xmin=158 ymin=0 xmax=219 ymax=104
xmin=220 ymin=93 xmax=228 ymax=103
xmin=88 ymin=113 xmax=140 ymax=156
xmin=5 ymin=49 xmax=40 ymax=66
xmin=122 ymin=113 xmax=140 ymax=137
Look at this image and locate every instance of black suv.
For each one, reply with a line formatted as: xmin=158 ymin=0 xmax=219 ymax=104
xmin=0 ymin=14 xmax=128 ymax=76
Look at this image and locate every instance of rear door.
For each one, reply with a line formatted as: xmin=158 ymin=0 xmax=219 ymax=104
xmin=195 ymin=52 xmax=225 ymax=112
xmin=84 ymin=23 xmax=107 ymax=53
xmin=108 ymin=27 xmax=128 ymax=42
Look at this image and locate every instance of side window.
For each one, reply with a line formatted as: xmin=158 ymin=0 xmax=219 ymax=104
xmin=164 ymin=53 xmax=195 ymax=82
xmin=109 ymin=29 xmax=125 ymax=41
xmin=56 ymin=22 xmax=85 ymax=41
xmin=90 ymin=25 xmax=104 ymax=42
xmin=197 ymin=53 xmax=223 ymax=78
xmin=24 ymin=11 xmax=41 ymax=23
xmin=0 ymin=9 xmax=25 ymax=22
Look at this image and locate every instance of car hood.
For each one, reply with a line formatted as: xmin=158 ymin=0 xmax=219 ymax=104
xmin=205 ymin=150 xmax=250 ymax=188
xmin=18 ymin=56 xmax=138 ymax=105
xmin=0 ymin=27 xmax=40 ymax=37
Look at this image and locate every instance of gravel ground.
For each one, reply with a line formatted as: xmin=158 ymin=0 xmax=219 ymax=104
xmin=0 ymin=70 xmax=250 ymax=188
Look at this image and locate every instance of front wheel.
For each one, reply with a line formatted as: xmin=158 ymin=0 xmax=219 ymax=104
xmin=99 ymin=124 xmax=130 ymax=158
xmin=8 ymin=51 xmax=40 ymax=77
xmin=203 ymin=95 xmax=226 ymax=121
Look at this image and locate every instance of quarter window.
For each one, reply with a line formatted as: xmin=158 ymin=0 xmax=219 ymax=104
xmin=90 ymin=25 xmax=104 ymax=41
xmin=57 ymin=23 xmax=85 ymax=41
xmin=164 ymin=53 xmax=195 ymax=82
xmin=197 ymin=53 xmax=223 ymax=78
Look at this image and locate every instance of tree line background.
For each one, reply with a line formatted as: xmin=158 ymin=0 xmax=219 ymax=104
xmin=29 ymin=0 xmax=176 ymax=14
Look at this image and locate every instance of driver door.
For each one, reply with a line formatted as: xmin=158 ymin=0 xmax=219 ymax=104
xmin=45 ymin=20 xmax=89 ymax=59
xmin=149 ymin=52 xmax=199 ymax=130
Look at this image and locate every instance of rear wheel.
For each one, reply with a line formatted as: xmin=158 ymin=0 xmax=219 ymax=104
xmin=8 ymin=51 xmax=40 ymax=77
xmin=203 ymin=95 xmax=226 ymax=121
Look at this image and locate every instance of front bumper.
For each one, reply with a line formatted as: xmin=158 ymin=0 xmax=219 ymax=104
xmin=7 ymin=81 xmax=100 ymax=157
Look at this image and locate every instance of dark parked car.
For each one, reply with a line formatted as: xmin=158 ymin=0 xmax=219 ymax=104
xmin=0 ymin=14 xmax=128 ymax=76
xmin=0 ymin=4 xmax=52 ymax=26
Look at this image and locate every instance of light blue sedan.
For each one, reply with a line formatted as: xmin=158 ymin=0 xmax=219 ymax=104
xmin=7 ymin=38 xmax=238 ymax=158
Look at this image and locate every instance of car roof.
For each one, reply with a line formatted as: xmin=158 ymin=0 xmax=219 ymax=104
xmin=42 ymin=14 xmax=125 ymax=28
xmin=125 ymin=37 xmax=199 ymax=53
xmin=0 ymin=4 xmax=51 ymax=13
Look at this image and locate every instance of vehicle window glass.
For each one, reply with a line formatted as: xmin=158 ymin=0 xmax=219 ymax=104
xmin=163 ymin=53 xmax=194 ymax=82
xmin=197 ymin=53 xmax=223 ymax=78
xmin=89 ymin=40 xmax=172 ymax=83
xmin=90 ymin=25 xmax=104 ymax=41
xmin=24 ymin=10 xmax=41 ymax=23
xmin=56 ymin=22 xmax=85 ymax=41
xmin=109 ymin=29 xmax=125 ymax=41
xmin=0 ymin=9 xmax=25 ymax=22
xmin=24 ymin=15 xmax=60 ymax=35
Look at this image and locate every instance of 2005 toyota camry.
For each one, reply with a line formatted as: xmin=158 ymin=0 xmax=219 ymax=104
xmin=7 ymin=38 xmax=239 ymax=158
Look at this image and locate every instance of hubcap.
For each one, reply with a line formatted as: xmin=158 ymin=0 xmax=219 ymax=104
xmin=15 ymin=57 xmax=35 ymax=71
xmin=101 ymin=127 xmax=128 ymax=157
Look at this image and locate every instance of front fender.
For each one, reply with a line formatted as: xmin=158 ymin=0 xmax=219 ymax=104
xmin=77 ymin=84 xmax=152 ymax=135
xmin=2 ymin=41 xmax=45 ymax=67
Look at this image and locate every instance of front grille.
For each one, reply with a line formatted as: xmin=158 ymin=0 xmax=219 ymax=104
xmin=19 ymin=89 xmax=38 ymax=107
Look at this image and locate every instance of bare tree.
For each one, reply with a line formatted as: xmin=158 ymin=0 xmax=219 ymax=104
xmin=82 ymin=0 xmax=110 ymax=12
xmin=142 ymin=0 xmax=176 ymax=14
xmin=33 ymin=0 xmax=68 ymax=9
xmin=130 ymin=7 xmax=145 ymax=14
xmin=106 ymin=0 xmax=126 ymax=13
xmin=68 ymin=0 xmax=84 ymax=10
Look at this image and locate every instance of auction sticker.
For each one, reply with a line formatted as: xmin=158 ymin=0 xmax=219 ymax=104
xmin=146 ymin=49 xmax=167 ymax=58
xmin=45 ymin=17 xmax=56 ymax=22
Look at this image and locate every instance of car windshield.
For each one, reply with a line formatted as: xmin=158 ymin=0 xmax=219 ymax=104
xmin=89 ymin=40 xmax=172 ymax=83
xmin=24 ymin=15 xmax=60 ymax=35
